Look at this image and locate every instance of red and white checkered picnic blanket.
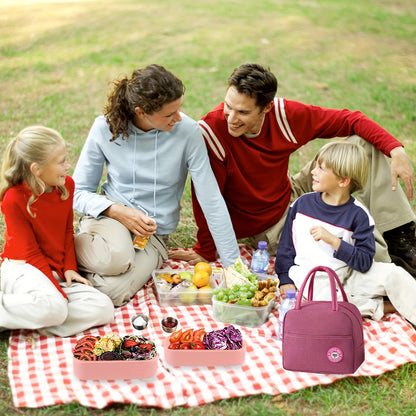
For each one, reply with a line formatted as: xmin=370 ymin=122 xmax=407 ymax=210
xmin=8 ymin=245 xmax=416 ymax=408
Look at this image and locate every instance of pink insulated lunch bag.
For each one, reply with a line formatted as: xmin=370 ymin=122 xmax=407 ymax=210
xmin=282 ymin=266 xmax=365 ymax=374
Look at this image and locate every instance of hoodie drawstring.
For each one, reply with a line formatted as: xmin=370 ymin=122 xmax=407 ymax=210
xmin=135 ymin=130 xmax=157 ymax=220
xmin=153 ymin=131 xmax=158 ymax=218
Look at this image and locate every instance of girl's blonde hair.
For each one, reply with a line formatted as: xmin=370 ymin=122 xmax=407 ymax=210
xmin=0 ymin=126 xmax=69 ymax=216
xmin=316 ymin=141 xmax=369 ymax=193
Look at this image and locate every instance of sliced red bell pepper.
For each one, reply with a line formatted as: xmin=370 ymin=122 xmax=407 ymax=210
xmin=169 ymin=329 xmax=182 ymax=343
xmin=192 ymin=328 xmax=206 ymax=342
xmin=180 ymin=329 xmax=194 ymax=343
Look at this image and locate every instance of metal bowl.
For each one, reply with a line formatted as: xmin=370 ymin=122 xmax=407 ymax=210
xmin=131 ymin=314 xmax=149 ymax=330
xmin=161 ymin=316 xmax=178 ymax=333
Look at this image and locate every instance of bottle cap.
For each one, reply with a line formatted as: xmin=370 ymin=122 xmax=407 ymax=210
xmin=286 ymin=289 xmax=296 ymax=298
xmin=258 ymin=240 xmax=267 ymax=250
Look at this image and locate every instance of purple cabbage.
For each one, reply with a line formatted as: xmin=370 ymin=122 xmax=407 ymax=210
xmin=202 ymin=325 xmax=243 ymax=350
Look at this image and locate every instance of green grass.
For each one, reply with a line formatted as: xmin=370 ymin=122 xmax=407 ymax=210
xmin=0 ymin=0 xmax=415 ymax=414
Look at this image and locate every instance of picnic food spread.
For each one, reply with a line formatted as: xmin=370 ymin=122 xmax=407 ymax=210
xmin=73 ymin=333 xmax=157 ymax=361
xmin=214 ymin=257 xmax=278 ymax=307
xmin=167 ymin=326 xmax=243 ymax=350
xmin=73 ymin=260 xmax=273 ymax=377
xmin=152 ymin=262 xmax=225 ymax=306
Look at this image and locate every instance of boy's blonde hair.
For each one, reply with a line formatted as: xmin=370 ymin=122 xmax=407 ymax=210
xmin=315 ymin=141 xmax=369 ymax=193
xmin=0 ymin=126 xmax=68 ymax=216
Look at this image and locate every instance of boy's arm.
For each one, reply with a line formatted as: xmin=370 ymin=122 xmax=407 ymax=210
xmin=275 ymin=205 xmax=297 ymax=287
xmin=310 ymin=226 xmax=341 ymax=251
xmin=311 ymin=218 xmax=375 ymax=273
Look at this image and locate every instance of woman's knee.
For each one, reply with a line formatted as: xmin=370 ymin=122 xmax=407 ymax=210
xmin=75 ymin=232 xmax=135 ymax=276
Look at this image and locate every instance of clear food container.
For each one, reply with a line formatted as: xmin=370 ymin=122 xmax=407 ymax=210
xmin=152 ymin=268 xmax=224 ymax=307
xmin=211 ymin=296 xmax=276 ymax=327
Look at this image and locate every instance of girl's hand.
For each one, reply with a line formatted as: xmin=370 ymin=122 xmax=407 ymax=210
xmin=64 ymin=269 xmax=93 ymax=287
xmin=103 ymin=204 xmax=157 ymax=237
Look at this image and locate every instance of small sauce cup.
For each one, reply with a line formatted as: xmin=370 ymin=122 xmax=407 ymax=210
xmin=161 ymin=317 xmax=178 ymax=333
xmin=131 ymin=314 xmax=149 ymax=331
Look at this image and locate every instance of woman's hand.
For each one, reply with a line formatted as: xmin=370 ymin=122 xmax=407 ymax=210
xmin=103 ymin=204 xmax=157 ymax=237
xmin=64 ymin=269 xmax=92 ymax=287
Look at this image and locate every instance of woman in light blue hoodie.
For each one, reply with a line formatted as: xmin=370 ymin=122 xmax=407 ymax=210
xmin=73 ymin=64 xmax=240 ymax=306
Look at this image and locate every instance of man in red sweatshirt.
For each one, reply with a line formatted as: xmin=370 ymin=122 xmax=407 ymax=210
xmin=169 ymin=63 xmax=416 ymax=276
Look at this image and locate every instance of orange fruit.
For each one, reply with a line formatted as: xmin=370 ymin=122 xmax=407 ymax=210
xmin=192 ymin=270 xmax=210 ymax=288
xmin=194 ymin=261 xmax=212 ymax=276
xmin=198 ymin=284 xmax=212 ymax=302
xmin=199 ymin=283 xmax=211 ymax=290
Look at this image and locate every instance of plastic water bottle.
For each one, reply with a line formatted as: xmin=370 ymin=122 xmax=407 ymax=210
xmin=250 ymin=240 xmax=270 ymax=280
xmin=277 ymin=289 xmax=297 ymax=341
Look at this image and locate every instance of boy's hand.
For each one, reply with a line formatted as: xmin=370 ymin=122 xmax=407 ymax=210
xmin=310 ymin=225 xmax=341 ymax=251
xmin=279 ymin=283 xmax=297 ymax=299
xmin=64 ymin=269 xmax=93 ymax=287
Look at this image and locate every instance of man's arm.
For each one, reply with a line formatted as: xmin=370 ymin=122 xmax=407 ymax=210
xmin=283 ymin=99 xmax=415 ymax=199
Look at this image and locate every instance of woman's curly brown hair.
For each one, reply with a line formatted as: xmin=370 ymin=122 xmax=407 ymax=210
xmin=104 ymin=64 xmax=185 ymax=141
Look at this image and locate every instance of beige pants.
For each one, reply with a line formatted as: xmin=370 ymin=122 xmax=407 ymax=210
xmin=74 ymin=216 xmax=167 ymax=307
xmin=0 ymin=260 xmax=114 ymax=337
xmin=252 ymin=136 xmax=416 ymax=262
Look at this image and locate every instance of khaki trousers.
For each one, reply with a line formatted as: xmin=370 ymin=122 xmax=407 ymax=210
xmin=74 ymin=215 xmax=167 ymax=307
xmin=252 ymin=136 xmax=416 ymax=262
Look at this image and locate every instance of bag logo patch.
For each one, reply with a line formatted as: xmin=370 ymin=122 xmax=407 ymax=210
xmin=327 ymin=347 xmax=343 ymax=363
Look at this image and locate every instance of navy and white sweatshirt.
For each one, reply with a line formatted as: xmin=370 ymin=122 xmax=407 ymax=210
xmin=275 ymin=192 xmax=376 ymax=289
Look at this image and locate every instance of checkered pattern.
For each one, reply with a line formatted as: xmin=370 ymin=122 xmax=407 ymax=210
xmin=8 ymin=245 xmax=416 ymax=408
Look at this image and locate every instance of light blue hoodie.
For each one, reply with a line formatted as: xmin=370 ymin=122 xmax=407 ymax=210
xmin=73 ymin=114 xmax=240 ymax=266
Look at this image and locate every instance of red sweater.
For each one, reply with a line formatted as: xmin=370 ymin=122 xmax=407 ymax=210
xmin=193 ymin=98 xmax=402 ymax=261
xmin=1 ymin=176 xmax=79 ymax=298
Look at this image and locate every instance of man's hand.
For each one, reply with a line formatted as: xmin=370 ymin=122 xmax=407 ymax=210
xmin=390 ymin=146 xmax=415 ymax=200
xmin=167 ymin=248 xmax=208 ymax=265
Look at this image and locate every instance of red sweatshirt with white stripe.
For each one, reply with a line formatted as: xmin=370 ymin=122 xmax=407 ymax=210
xmin=192 ymin=98 xmax=402 ymax=261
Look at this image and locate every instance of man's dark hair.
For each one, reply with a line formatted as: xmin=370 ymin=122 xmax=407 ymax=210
xmin=227 ymin=63 xmax=278 ymax=110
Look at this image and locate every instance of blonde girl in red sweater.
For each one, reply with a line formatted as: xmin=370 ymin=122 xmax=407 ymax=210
xmin=0 ymin=126 xmax=113 ymax=337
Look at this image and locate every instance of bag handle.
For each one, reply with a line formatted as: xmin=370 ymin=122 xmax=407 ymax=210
xmin=294 ymin=266 xmax=348 ymax=311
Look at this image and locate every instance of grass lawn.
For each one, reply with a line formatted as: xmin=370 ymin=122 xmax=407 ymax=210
xmin=0 ymin=0 xmax=415 ymax=414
